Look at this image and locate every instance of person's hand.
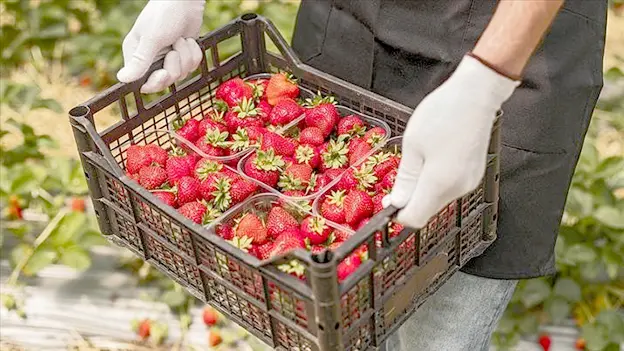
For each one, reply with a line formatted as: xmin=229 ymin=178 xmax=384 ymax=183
xmin=117 ymin=0 xmax=205 ymax=94
xmin=388 ymin=54 xmax=520 ymax=228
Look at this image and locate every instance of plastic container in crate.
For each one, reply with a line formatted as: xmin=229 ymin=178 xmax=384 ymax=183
xmin=69 ymin=14 xmax=500 ymax=351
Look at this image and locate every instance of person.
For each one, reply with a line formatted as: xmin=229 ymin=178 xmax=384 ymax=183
xmin=117 ymin=1 xmax=607 ymax=350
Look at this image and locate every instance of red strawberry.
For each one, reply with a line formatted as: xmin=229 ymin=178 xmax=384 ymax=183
xmin=127 ymin=172 xmax=140 ymax=183
xmin=369 ymin=153 xmax=401 ymax=180
xmin=257 ymin=99 xmax=273 ymax=123
xmin=152 ymin=190 xmax=177 ymax=208
xmin=301 ymin=216 xmax=331 ymax=245
xmin=389 ymin=222 xmax=404 ymax=238
xmin=311 ymin=173 xmax=330 ymax=192
xmin=320 ymin=139 xmax=349 ymax=171
xmin=334 ymin=229 xmax=353 ymax=242
xmin=126 ymin=145 xmax=152 ymax=174
xmin=304 ymin=95 xmax=339 ymax=137
xmin=198 ymin=115 xmax=227 ymax=136
xmin=364 ymin=127 xmax=387 ymax=147
xmin=215 ymin=77 xmax=253 ymax=107
xmin=266 ymin=73 xmax=300 ymax=106
xmin=268 ymin=98 xmax=303 ymax=126
xmin=333 ymin=169 xmax=359 ymax=191
xmin=327 ymin=240 xmax=343 ymax=252
xmin=174 ymin=118 xmax=201 ymax=143
xmin=195 ymin=129 xmax=229 ymax=157
xmin=278 ymin=163 xmax=313 ymax=191
xmin=166 ymin=153 xmax=194 ymax=184
xmin=216 ymin=223 xmax=234 ymax=240
xmin=372 ymin=193 xmax=385 ymax=214
xmin=224 ymin=98 xmax=263 ymax=133
xmin=348 ymin=138 xmax=372 ymax=165
xmin=178 ymin=201 xmax=207 ymax=224
xmin=235 ymin=213 xmax=268 ymax=245
xmin=261 ymin=132 xmax=296 ymax=157
xmin=199 ymin=173 xmax=224 ymax=202
xmin=136 ymin=319 xmax=151 ymax=340
xmin=344 ymin=190 xmax=374 ymax=226
xmin=337 ymin=253 xmax=362 ymax=281
xmin=269 ymin=230 xmax=305 ymax=257
xmin=337 ymin=115 xmax=365 ymax=136
xmin=377 ymin=169 xmax=397 ymax=193
xmin=208 ymin=331 xmax=223 ymax=347
xmin=310 ymin=245 xmax=327 ymax=255
xmin=320 ymin=190 xmax=346 ymax=224
xmin=267 ymin=206 xmax=299 ymax=238
xmin=138 ymin=165 xmax=167 ymax=190
xmin=299 ymin=127 xmax=324 ymax=146
xmin=176 ymin=176 xmax=201 ymax=204
xmin=250 ymin=241 xmax=274 ymax=260
xmin=243 ymin=150 xmax=285 ymax=187
xmin=538 ymin=334 xmax=552 ymax=351
xmin=230 ymin=178 xmax=258 ymax=204
xmin=294 ymin=144 xmax=320 ymax=169
xmin=144 ymin=144 xmax=168 ymax=167
xmin=194 ymin=159 xmax=223 ymax=181
xmin=202 ymin=307 xmax=219 ymax=326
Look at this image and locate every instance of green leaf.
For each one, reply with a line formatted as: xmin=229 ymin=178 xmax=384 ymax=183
xmin=59 ymin=246 xmax=91 ymax=271
xmin=594 ymin=206 xmax=624 ymax=229
xmin=595 ymin=310 xmax=624 ymax=343
xmin=520 ymin=279 xmax=551 ymax=308
xmin=79 ymin=229 xmax=108 ymax=248
xmin=553 ymin=278 xmax=582 ymax=302
xmin=31 ymin=98 xmax=63 ymax=113
xmin=49 ymin=212 xmax=86 ymax=246
xmin=546 ymin=297 xmax=570 ymax=324
xmin=594 ymin=156 xmax=624 ymax=180
xmin=23 ymin=249 xmax=57 ymax=276
xmin=10 ymin=244 xmax=32 ymax=267
xmin=566 ymin=244 xmax=597 ymax=263
xmin=565 ymin=188 xmax=594 ymax=218
xmin=10 ymin=168 xmax=38 ymax=194
xmin=161 ymin=290 xmax=186 ymax=308
xmin=582 ymin=324 xmax=609 ymax=351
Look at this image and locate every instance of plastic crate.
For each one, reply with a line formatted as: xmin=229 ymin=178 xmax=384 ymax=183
xmin=69 ymin=14 xmax=500 ymax=351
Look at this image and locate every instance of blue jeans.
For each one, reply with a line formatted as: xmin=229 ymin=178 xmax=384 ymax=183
xmin=384 ymin=272 xmax=518 ymax=351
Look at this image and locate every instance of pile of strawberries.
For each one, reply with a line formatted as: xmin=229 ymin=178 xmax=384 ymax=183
xmin=241 ymin=90 xmax=388 ymax=201
xmin=171 ymin=73 xmax=308 ymax=166
xmin=125 ymin=143 xmax=259 ymax=225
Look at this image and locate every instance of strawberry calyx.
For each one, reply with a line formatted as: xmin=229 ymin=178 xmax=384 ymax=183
xmin=353 ymin=163 xmax=378 ymax=190
xmin=213 ymin=100 xmax=229 ymax=113
xmin=203 ymin=129 xmax=230 ymax=148
xmin=278 ymin=173 xmax=306 ymax=192
xmin=328 ymin=190 xmax=346 ymax=206
xmin=203 ymin=203 xmax=223 ymax=225
xmin=322 ymin=139 xmax=348 ymax=169
xmin=277 ymin=259 xmax=306 ymax=277
xmin=211 ymin=177 xmax=232 ymax=212
xmin=310 ymin=216 xmax=328 ymax=235
xmin=295 ymin=145 xmax=315 ymax=164
xmin=227 ymin=236 xmax=254 ymax=252
xmin=195 ymin=160 xmax=223 ymax=181
xmin=231 ymin=97 xmax=259 ymax=119
xmin=251 ymin=81 xmax=265 ymax=99
xmin=171 ymin=116 xmax=193 ymax=131
xmin=231 ymin=128 xmax=256 ymax=152
xmin=253 ymin=149 xmax=286 ymax=171
xmin=303 ymin=92 xmax=336 ymax=108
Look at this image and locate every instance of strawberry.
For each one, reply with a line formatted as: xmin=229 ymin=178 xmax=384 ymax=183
xmin=538 ymin=334 xmax=551 ymax=351
xmin=138 ymin=165 xmax=167 ymax=190
xmin=144 ymin=144 xmax=168 ymax=167
xmin=337 ymin=253 xmax=362 ymax=281
xmin=367 ymin=152 xmax=400 ymax=180
xmin=152 ymin=190 xmax=177 ymax=208
xmin=202 ymin=307 xmax=219 ymax=326
xmin=224 ymin=98 xmax=263 ymax=133
xmin=243 ymin=150 xmax=285 ymax=187
xmin=269 ymin=98 xmax=303 ymax=126
xmin=357 ymin=218 xmax=371 ymax=230
xmin=301 ymin=216 xmax=331 ymax=245
xmin=70 ymin=197 xmax=86 ymax=212
xmin=126 ymin=145 xmax=152 ymax=174
xmin=267 ymin=206 xmax=299 ymax=238
xmin=235 ymin=213 xmax=268 ymax=244
xmin=266 ymin=73 xmax=300 ymax=105
xmin=312 ymin=172 xmax=331 ymax=192
xmin=208 ymin=331 xmax=223 ymax=347
xmin=344 ymin=190 xmax=374 ymax=226
xmin=215 ymin=77 xmax=253 ymax=107
xmin=372 ymin=193 xmax=385 ymax=214
xmin=166 ymin=152 xmax=195 ymax=184
xmin=194 ymin=159 xmax=223 ymax=181
xmin=337 ymin=115 xmax=365 ymax=136
xmin=136 ymin=319 xmax=150 ymax=340
xmin=127 ymin=172 xmax=141 ymax=183
xmin=269 ymin=230 xmax=305 ymax=257
xmin=250 ymin=79 xmax=269 ymax=99
xmin=389 ymin=222 xmax=404 ymax=238
xmin=334 ymin=165 xmax=376 ymax=191
xmin=216 ymin=223 xmax=234 ymax=240
xmin=199 ymin=173 xmax=227 ymax=202
xmin=304 ymin=95 xmax=339 ymax=137
xmin=294 ymin=144 xmax=320 ymax=169
xmin=176 ymin=176 xmax=201 ymax=204
xmin=195 ymin=129 xmax=229 ymax=157
xmin=261 ymin=131 xmax=297 ymax=157
xmin=278 ymin=163 xmax=313 ymax=191
xmin=310 ymin=244 xmax=326 ymax=255
xmin=377 ymin=169 xmax=397 ymax=193
xmin=174 ymin=118 xmax=201 ymax=143
xmin=257 ymin=99 xmax=273 ymax=123
xmin=178 ymin=201 xmax=207 ymax=224
xmin=299 ymin=127 xmax=324 ymax=146
xmin=348 ymin=137 xmax=372 ymax=165
xmin=250 ymin=241 xmax=274 ymax=260
xmin=198 ymin=114 xmax=227 ymax=136
xmin=334 ymin=229 xmax=353 ymax=242
xmin=364 ymin=126 xmax=387 ymax=147
xmin=229 ymin=178 xmax=257 ymax=204
xmin=320 ymin=190 xmax=346 ymax=224
xmin=327 ymin=240 xmax=343 ymax=252
xmin=320 ymin=138 xmax=349 ymax=171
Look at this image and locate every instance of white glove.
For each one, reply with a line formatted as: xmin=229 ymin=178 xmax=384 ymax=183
xmin=117 ymin=0 xmax=205 ymax=94
xmin=389 ymin=55 xmax=520 ymax=228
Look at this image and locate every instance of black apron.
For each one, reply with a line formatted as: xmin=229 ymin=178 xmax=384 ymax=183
xmin=292 ymin=0 xmax=607 ymax=279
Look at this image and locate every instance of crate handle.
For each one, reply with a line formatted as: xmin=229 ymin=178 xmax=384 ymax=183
xmin=252 ymin=15 xmax=302 ymax=67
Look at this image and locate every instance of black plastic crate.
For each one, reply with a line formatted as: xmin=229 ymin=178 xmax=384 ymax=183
xmin=69 ymin=14 xmax=500 ymax=351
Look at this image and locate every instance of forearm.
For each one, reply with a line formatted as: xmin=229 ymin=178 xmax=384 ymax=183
xmin=472 ymin=0 xmax=564 ymax=79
